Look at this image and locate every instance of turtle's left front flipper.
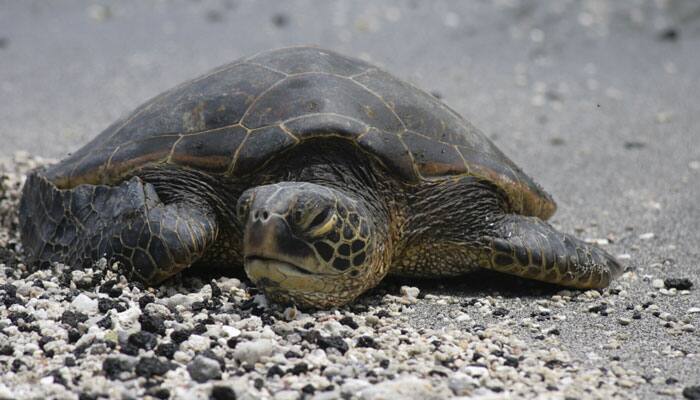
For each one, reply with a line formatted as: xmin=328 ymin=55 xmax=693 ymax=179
xmin=20 ymin=173 xmax=218 ymax=284
xmin=481 ymin=215 xmax=622 ymax=289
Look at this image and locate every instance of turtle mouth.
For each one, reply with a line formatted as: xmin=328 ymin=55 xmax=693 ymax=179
xmin=245 ymin=256 xmax=315 ymax=276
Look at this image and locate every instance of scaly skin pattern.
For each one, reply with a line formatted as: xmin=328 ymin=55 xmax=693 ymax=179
xmin=20 ymin=173 xmax=218 ymax=283
xmin=482 ymin=215 xmax=622 ymax=289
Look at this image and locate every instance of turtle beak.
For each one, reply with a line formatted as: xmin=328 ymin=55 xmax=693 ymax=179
xmin=242 ymin=203 xmax=321 ymax=276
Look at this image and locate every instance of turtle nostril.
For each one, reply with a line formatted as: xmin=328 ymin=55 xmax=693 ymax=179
xmin=251 ymin=208 xmax=271 ymax=222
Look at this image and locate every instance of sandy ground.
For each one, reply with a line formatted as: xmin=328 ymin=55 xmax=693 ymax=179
xmin=1 ymin=1 xmax=699 ymax=399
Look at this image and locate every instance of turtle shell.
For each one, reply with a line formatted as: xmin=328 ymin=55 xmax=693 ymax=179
xmin=44 ymin=46 xmax=555 ymax=219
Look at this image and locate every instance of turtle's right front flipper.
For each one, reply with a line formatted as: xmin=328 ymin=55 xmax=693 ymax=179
xmin=481 ymin=214 xmax=622 ymax=289
xmin=19 ymin=173 xmax=218 ymax=284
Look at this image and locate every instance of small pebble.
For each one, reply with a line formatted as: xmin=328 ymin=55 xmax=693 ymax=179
xmin=139 ymin=313 xmax=166 ymax=335
xmin=400 ymin=286 xmax=420 ymax=299
xmin=135 ymin=357 xmax=174 ymax=378
xmin=103 ymin=357 xmax=132 ymax=380
xmin=154 ymin=343 xmax=177 ymax=359
xmin=664 ymin=278 xmax=693 ymax=290
xmin=233 ymin=339 xmax=276 ymax=364
xmin=492 ymin=307 xmax=510 ymax=317
xmin=211 ymin=386 xmax=237 ymax=400
xmin=638 ymin=232 xmax=655 ymax=240
xmin=283 ymin=306 xmax=297 ymax=321
xmin=356 ymin=336 xmax=379 ymax=349
xmin=128 ymin=331 xmax=158 ymax=350
xmin=170 ymin=329 xmax=192 ymax=344
xmin=70 ymin=294 xmax=98 ymax=315
xmin=317 ymin=335 xmax=348 ymax=354
xmin=339 ymin=316 xmax=359 ymax=329
xmin=684 ymin=385 xmax=700 ymax=400
xmin=187 ymin=355 xmax=222 ymax=383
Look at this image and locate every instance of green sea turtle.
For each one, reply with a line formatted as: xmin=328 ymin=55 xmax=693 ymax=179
xmin=19 ymin=47 xmax=622 ymax=308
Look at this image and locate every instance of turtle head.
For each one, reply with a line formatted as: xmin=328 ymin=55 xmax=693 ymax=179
xmin=236 ymin=182 xmax=381 ymax=308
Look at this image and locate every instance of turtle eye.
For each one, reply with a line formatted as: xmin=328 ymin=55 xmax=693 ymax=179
xmin=307 ymin=207 xmax=337 ymax=237
xmin=309 ymin=207 xmax=330 ymax=228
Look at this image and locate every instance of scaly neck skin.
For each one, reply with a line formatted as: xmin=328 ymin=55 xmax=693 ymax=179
xmin=399 ymin=177 xmax=506 ymax=254
xmin=137 ymin=165 xmax=242 ymax=224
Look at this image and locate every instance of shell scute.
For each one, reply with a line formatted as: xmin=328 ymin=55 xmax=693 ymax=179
xmin=403 ymin=131 xmax=466 ymax=179
xmin=357 ymin=129 xmax=417 ymax=181
xmin=109 ymin=62 xmax=284 ymax=145
xmin=354 ymin=70 xmax=487 ymax=148
xmin=242 ymin=73 xmax=403 ymax=133
xmin=171 ymin=126 xmax=247 ymax=173
xmin=64 ymin=147 xmax=115 ymax=187
xmin=232 ymin=126 xmax=297 ymax=176
xmin=282 ymin=113 xmax=369 ymax=140
xmin=106 ymin=135 xmax=179 ymax=181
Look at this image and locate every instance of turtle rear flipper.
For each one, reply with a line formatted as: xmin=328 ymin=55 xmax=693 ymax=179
xmin=483 ymin=215 xmax=622 ymax=288
xmin=20 ymin=173 xmax=218 ymax=284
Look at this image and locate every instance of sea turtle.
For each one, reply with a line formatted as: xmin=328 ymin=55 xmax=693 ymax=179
xmin=19 ymin=46 xmax=622 ymax=308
